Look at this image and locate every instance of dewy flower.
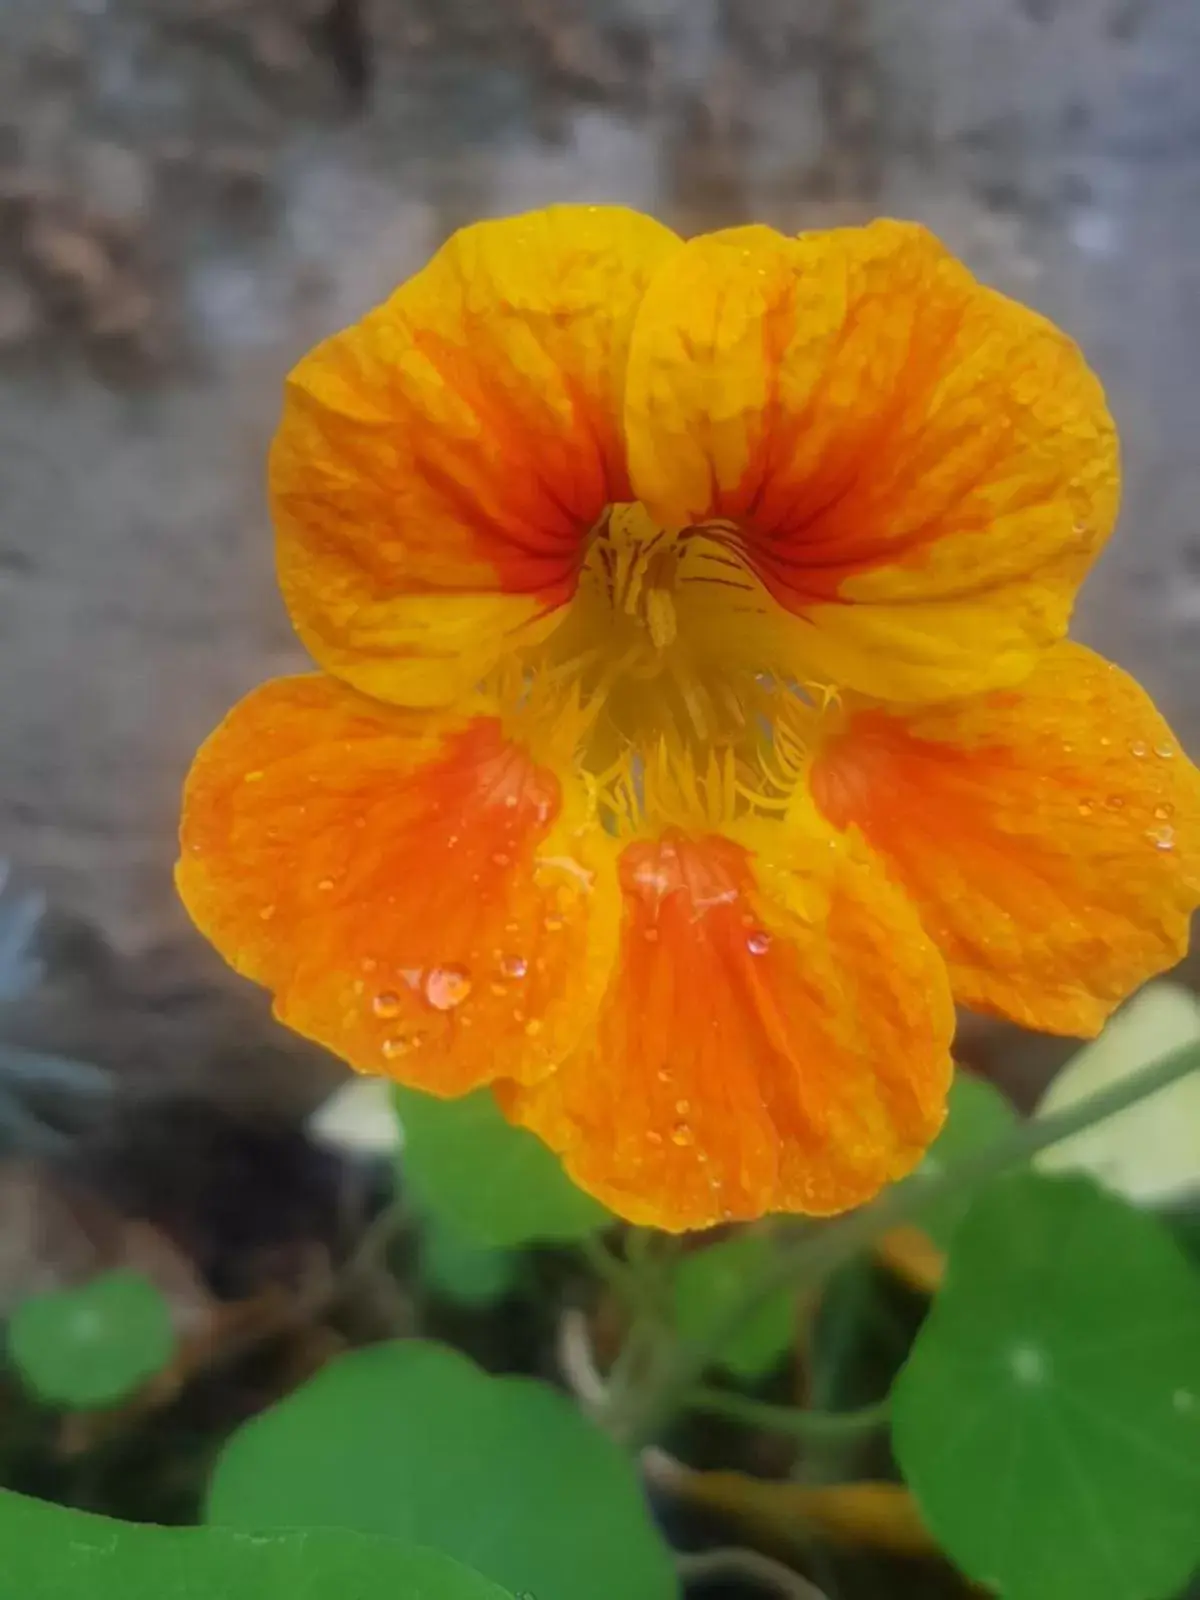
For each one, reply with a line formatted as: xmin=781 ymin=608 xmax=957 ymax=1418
xmin=178 ymin=206 xmax=1200 ymax=1231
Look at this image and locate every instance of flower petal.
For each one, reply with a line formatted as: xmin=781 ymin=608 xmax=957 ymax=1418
xmin=811 ymin=644 xmax=1200 ymax=1036
xmin=177 ymin=676 xmax=620 ymax=1092
xmin=625 ymin=220 xmax=1118 ymax=702
xmin=273 ymin=205 xmax=681 ymax=705
xmin=500 ymin=818 xmax=953 ymax=1231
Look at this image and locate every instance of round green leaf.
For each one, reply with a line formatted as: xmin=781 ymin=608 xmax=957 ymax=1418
xmin=907 ymin=1069 xmax=1017 ymax=1248
xmin=0 ymin=1488 xmax=512 ymax=1598
xmin=395 ymin=1086 xmax=610 ymax=1246
xmin=420 ymin=1220 xmax=520 ymax=1308
xmin=893 ymin=1173 xmax=1200 ymax=1600
xmin=8 ymin=1269 xmax=175 ymax=1409
xmin=673 ymin=1232 xmax=795 ymax=1382
xmin=207 ymin=1340 xmax=678 ymax=1600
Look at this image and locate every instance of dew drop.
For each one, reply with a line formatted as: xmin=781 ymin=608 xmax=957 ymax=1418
xmin=1099 ymin=735 xmax=1112 ymax=748
xmin=674 ymin=1098 xmax=691 ymax=1116
xmin=670 ymin=1124 xmax=694 ymax=1148
xmin=259 ymin=904 xmax=276 ymax=921
xmin=1155 ymin=741 xmax=1175 ymax=759
xmin=646 ymin=1130 xmax=664 ymax=1147
xmin=524 ymin=1018 xmax=543 ymax=1037
xmin=372 ymin=991 xmax=402 ymax=1019
xmin=1147 ymin=825 xmax=1176 ymax=852
xmin=1154 ymin=803 xmax=1175 ymax=820
xmin=1077 ymin=800 xmax=1094 ymax=817
xmin=746 ymin=929 xmax=772 ymax=956
xmin=424 ymin=964 xmax=472 ymax=1010
xmin=500 ymin=955 xmax=528 ymax=979
xmin=1130 ymin=739 xmax=1149 ymax=758
xmin=504 ymin=794 xmax=519 ymax=809
xmin=382 ymin=1032 xmax=424 ymax=1060
xmin=316 ymin=877 xmax=335 ymax=892
xmin=656 ymin=1070 xmax=672 ymax=1084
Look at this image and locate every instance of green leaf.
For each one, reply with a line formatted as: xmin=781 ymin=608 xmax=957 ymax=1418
xmin=1037 ymin=982 xmax=1200 ymax=1205
xmin=907 ymin=1069 xmax=1017 ymax=1248
xmin=207 ymin=1339 xmax=678 ymax=1600
xmin=0 ymin=1488 xmax=513 ymax=1598
xmin=673 ymin=1231 xmax=795 ymax=1382
xmin=395 ymin=1085 xmax=610 ymax=1247
xmin=7 ymin=1270 xmax=175 ymax=1409
xmin=892 ymin=1173 xmax=1200 ymax=1600
xmin=420 ymin=1220 xmax=520 ymax=1308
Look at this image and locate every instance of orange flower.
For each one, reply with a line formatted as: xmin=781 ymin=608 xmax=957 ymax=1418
xmin=178 ymin=206 xmax=1200 ymax=1232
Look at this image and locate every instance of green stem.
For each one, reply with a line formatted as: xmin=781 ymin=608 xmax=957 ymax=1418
xmin=689 ymin=1384 xmax=891 ymax=1442
xmin=619 ymin=1038 xmax=1200 ymax=1446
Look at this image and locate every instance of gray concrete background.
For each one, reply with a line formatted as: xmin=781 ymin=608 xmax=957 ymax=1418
xmin=1 ymin=0 xmax=1198 ymax=968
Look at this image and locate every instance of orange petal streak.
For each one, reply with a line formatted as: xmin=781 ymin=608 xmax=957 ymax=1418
xmin=177 ymin=676 xmax=620 ymax=1092
xmin=501 ymin=822 xmax=954 ymax=1231
xmin=625 ymin=220 xmax=1118 ymax=702
xmin=273 ymin=205 xmax=681 ymax=706
xmin=811 ymin=644 xmax=1200 ymax=1036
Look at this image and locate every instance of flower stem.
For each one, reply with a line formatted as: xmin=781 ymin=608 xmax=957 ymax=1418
xmin=616 ymin=1038 xmax=1200 ymax=1446
xmin=689 ymin=1385 xmax=891 ymax=1442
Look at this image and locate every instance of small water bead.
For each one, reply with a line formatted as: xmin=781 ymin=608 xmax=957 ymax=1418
xmin=259 ymin=904 xmax=276 ymax=921
xmin=670 ymin=1124 xmax=694 ymax=1147
xmin=1155 ymin=741 xmax=1175 ymax=759
xmin=424 ymin=964 xmax=473 ymax=1010
xmin=372 ymin=991 xmax=402 ymax=1019
xmin=1077 ymin=800 xmax=1094 ymax=817
xmin=524 ymin=1018 xmax=543 ymax=1038
xmin=674 ymin=1098 xmax=691 ymax=1116
xmin=316 ymin=877 xmax=335 ymax=892
xmin=1147 ymin=825 xmax=1176 ymax=852
xmin=646 ymin=1130 xmax=664 ymax=1147
xmin=746 ymin=929 xmax=772 ymax=956
xmin=1154 ymin=803 xmax=1175 ymax=820
xmin=500 ymin=955 xmax=529 ymax=979
xmin=382 ymin=1032 xmax=424 ymax=1059
xmin=1129 ymin=740 xmax=1149 ymax=758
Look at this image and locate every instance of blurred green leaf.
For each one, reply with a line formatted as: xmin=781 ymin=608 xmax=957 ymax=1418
xmin=420 ymin=1220 xmax=519 ymax=1308
xmin=673 ymin=1231 xmax=795 ymax=1382
xmin=892 ymin=1173 xmax=1200 ymax=1600
xmin=207 ymin=1339 xmax=678 ymax=1600
xmin=0 ymin=1488 xmax=513 ymax=1598
xmin=394 ymin=1086 xmax=609 ymax=1247
xmin=7 ymin=1270 xmax=175 ymax=1409
xmin=1037 ymin=982 xmax=1200 ymax=1205
xmin=906 ymin=1069 xmax=1017 ymax=1248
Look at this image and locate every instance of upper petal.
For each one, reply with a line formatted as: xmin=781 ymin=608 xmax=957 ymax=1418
xmin=500 ymin=816 xmax=954 ymax=1232
xmin=177 ymin=676 xmax=621 ymax=1092
xmin=624 ymin=220 xmax=1118 ymax=702
xmin=811 ymin=643 xmax=1200 ymax=1036
xmin=273 ymin=205 xmax=682 ymax=705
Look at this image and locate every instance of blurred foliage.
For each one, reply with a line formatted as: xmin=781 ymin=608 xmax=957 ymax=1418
xmin=673 ymin=1229 xmax=797 ymax=1383
xmin=7 ymin=1270 xmax=175 ymax=1410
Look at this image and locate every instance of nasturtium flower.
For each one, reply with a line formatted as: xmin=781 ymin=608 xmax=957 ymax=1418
xmin=178 ymin=206 xmax=1200 ymax=1232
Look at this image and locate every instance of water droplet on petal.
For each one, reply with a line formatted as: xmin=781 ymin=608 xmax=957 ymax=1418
xmin=1155 ymin=741 xmax=1175 ymax=759
xmin=1077 ymin=800 xmax=1094 ymax=817
xmin=524 ymin=1018 xmax=543 ymax=1037
xmin=372 ymin=991 xmax=401 ymax=1019
xmin=746 ymin=929 xmax=772 ymax=956
xmin=425 ymin=964 xmax=472 ymax=1010
xmin=1099 ymin=735 xmax=1112 ymax=748
xmin=646 ymin=1131 xmax=663 ymax=1147
xmin=656 ymin=1070 xmax=672 ymax=1084
xmin=670 ymin=1124 xmax=694 ymax=1147
xmin=675 ymin=1098 xmax=691 ymax=1116
xmin=259 ymin=904 xmax=276 ymax=921
xmin=500 ymin=955 xmax=528 ymax=979
xmin=1130 ymin=740 xmax=1149 ymax=758
xmin=1154 ymin=803 xmax=1175 ymax=820
xmin=382 ymin=1032 xmax=424 ymax=1059
xmin=1147 ymin=825 xmax=1176 ymax=851
xmin=316 ymin=877 xmax=335 ymax=892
